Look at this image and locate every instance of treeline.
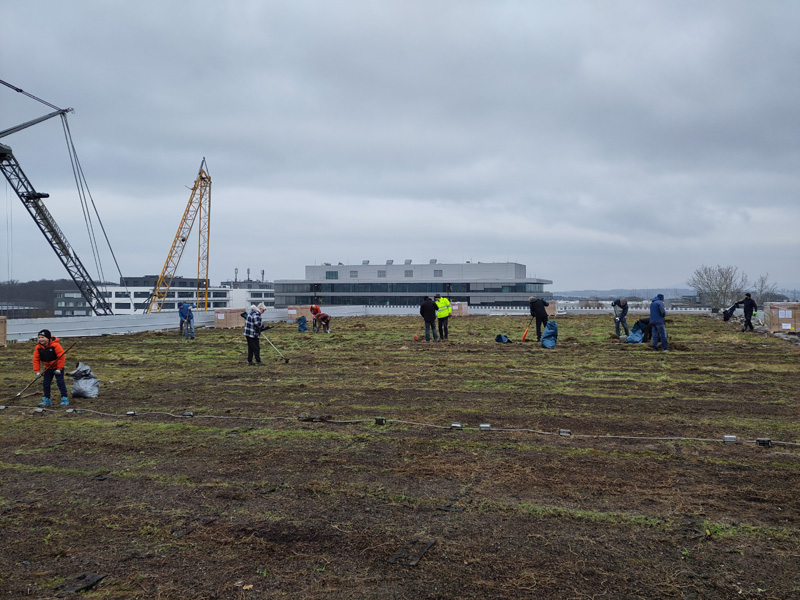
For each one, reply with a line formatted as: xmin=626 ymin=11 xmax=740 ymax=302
xmin=1 ymin=278 xmax=80 ymax=303
xmin=0 ymin=279 xmax=84 ymax=316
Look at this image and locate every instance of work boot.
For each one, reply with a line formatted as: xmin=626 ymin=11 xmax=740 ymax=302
xmin=60 ymin=397 xmax=70 ymax=407
xmin=38 ymin=397 xmax=52 ymax=408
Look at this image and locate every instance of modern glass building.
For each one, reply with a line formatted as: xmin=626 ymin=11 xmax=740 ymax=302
xmin=54 ymin=276 xmax=274 ymax=316
xmin=274 ymin=261 xmax=552 ymax=308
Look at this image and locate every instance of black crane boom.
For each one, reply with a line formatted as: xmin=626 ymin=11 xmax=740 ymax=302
xmin=0 ymin=142 xmax=113 ymax=315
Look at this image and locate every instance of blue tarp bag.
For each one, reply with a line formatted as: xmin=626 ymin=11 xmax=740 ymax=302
xmin=298 ymin=315 xmax=308 ymax=332
xmin=495 ymin=334 xmax=512 ymax=343
xmin=541 ymin=320 xmax=558 ymax=349
xmin=626 ymin=321 xmax=644 ymax=343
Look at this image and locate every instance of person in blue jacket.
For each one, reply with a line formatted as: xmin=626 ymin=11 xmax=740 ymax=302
xmin=177 ymin=302 xmax=185 ymax=337
xmin=179 ymin=302 xmax=195 ymax=340
xmin=611 ymin=298 xmax=629 ymax=337
xmin=649 ymin=294 xmax=668 ymax=351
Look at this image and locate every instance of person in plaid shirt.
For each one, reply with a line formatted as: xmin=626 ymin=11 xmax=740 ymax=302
xmin=244 ymin=303 xmax=270 ymax=365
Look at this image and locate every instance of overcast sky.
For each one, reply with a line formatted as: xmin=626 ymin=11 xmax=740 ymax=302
xmin=2 ymin=1 xmax=798 ymax=292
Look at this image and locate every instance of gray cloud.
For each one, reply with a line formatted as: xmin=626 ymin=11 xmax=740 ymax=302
xmin=2 ymin=1 xmax=798 ymax=291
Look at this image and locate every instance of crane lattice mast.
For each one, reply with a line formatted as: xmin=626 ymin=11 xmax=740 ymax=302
xmin=147 ymin=159 xmax=211 ymax=313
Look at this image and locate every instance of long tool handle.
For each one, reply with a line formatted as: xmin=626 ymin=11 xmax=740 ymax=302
xmin=521 ymin=316 xmax=534 ymax=342
xmin=261 ymin=333 xmax=289 ymax=363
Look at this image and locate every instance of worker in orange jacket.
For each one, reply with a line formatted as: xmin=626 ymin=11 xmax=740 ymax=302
xmin=32 ymin=329 xmax=69 ymax=407
xmin=309 ymin=304 xmax=331 ymax=333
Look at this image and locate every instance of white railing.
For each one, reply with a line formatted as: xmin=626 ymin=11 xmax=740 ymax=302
xmin=3 ymin=304 xmax=716 ymax=342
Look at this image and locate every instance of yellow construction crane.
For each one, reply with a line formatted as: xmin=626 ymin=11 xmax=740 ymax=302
xmin=146 ymin=158 xmax=211 ymax=313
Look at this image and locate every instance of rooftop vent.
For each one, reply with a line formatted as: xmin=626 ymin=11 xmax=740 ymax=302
xmin=404 ymin=259 xmax=412 ymax=265
xmin=362 ymin=260 xmax=369 ymax=265
xmin=386 ymin=259 xmax=394 ymax=265
xmin=429 ymin=259 xmax=437 ymax=264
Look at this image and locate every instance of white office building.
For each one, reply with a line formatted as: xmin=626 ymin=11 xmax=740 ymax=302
xmin=274 ymin=260 xmax=552 ymax=308
xmin=54 ymin=276 xmax=274 ymax=317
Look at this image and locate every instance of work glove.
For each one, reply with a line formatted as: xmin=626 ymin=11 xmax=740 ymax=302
xmin=54 ymin=370 xmax=61 ymax=375
xmin=615 ymin=317 xmax=620 ymax=322
xmin=753 ymin=310 xmax=757 ymax=316
xmin=35 ymin=372 xmax=42 ymax=378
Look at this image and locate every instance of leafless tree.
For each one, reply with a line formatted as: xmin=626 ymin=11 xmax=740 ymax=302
xmin=687 ymin=265 xmax=748 ymax=310
xmin=751 ymin=273 xmax=778 ymax=306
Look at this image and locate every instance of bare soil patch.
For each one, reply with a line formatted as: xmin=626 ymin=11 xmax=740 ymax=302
xmin=1 ymin=314 xmax=799 ymax=599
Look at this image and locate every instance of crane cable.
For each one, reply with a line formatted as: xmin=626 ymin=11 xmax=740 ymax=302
xmin=0 ymin=79 xmax=61 ymax=111
xmin=1 ymin=78 xmax=130 ymax=299
xmin=59 ymin=116 xmax=131 ymax=300
xmin=3 ymin=182 xmax=11 ymax=282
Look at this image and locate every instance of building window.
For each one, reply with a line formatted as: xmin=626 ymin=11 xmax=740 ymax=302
xmin=115 ymin=303 xmax=131 ymax=310
xmin=378 ymin=270 xmax=386 ymax=278
xmin=326 ymin=271 xmax=339 ymax=280
xmin=350 ymin=271 xmax=358 ymax=278
xmin=434 ymin=270 xmax=443 ymax=278
xmin=405 ymin=270 xmax=413 ymax=278
xmin=115 ymin=292 xmax=129 ymax=298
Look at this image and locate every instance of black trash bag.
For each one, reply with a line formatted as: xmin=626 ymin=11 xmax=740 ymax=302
xmin=722 ymin=304 xmax=738 ymax=322
xmin=67 ymin=362 xmax=100 ymax=398
xmin=495 ymin=334 xmax=512 ymax=343
xmin=298 ymin=315 xmax=308 ymax=332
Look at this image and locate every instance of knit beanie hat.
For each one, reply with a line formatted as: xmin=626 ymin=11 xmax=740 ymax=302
xmin=38 ymin=329 xmax=52 ymax=340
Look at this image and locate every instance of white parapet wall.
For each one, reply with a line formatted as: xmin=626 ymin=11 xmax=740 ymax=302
xmin=4 ymin=312 xmax=217 ymax=343
xmin=4 ymin=303 xmax=716 ymax=342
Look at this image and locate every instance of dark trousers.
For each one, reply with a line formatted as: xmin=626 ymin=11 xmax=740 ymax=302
xmin=424 ymin=320 xmax=439 ymax=342
xmin=246 ymin=336 xmax=261 ymax=363
xmin=651 ymin=323 xmax=669 ymax=350
xmin=42 ymin=369 xmax=68 ymax=399
xmin=615 ymin=316 xmax=629 ymax=336
xmin=438 ymin=317 xmax=449 ymax=340
xmin=535 ymin=316 xmax=548 ymax=341
xmin=743 ymin=313 xmax=754 ymax=331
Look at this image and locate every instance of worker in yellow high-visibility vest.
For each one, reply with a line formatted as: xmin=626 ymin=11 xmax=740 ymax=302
xmin=434 ymin=294 xmax=452 ymax=341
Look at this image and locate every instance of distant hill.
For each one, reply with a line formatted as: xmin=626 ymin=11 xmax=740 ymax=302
xmin=0 ymin=278 xmax=85 ymax=317
xmin=551 ymin=288 xmax=696 ymax=301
